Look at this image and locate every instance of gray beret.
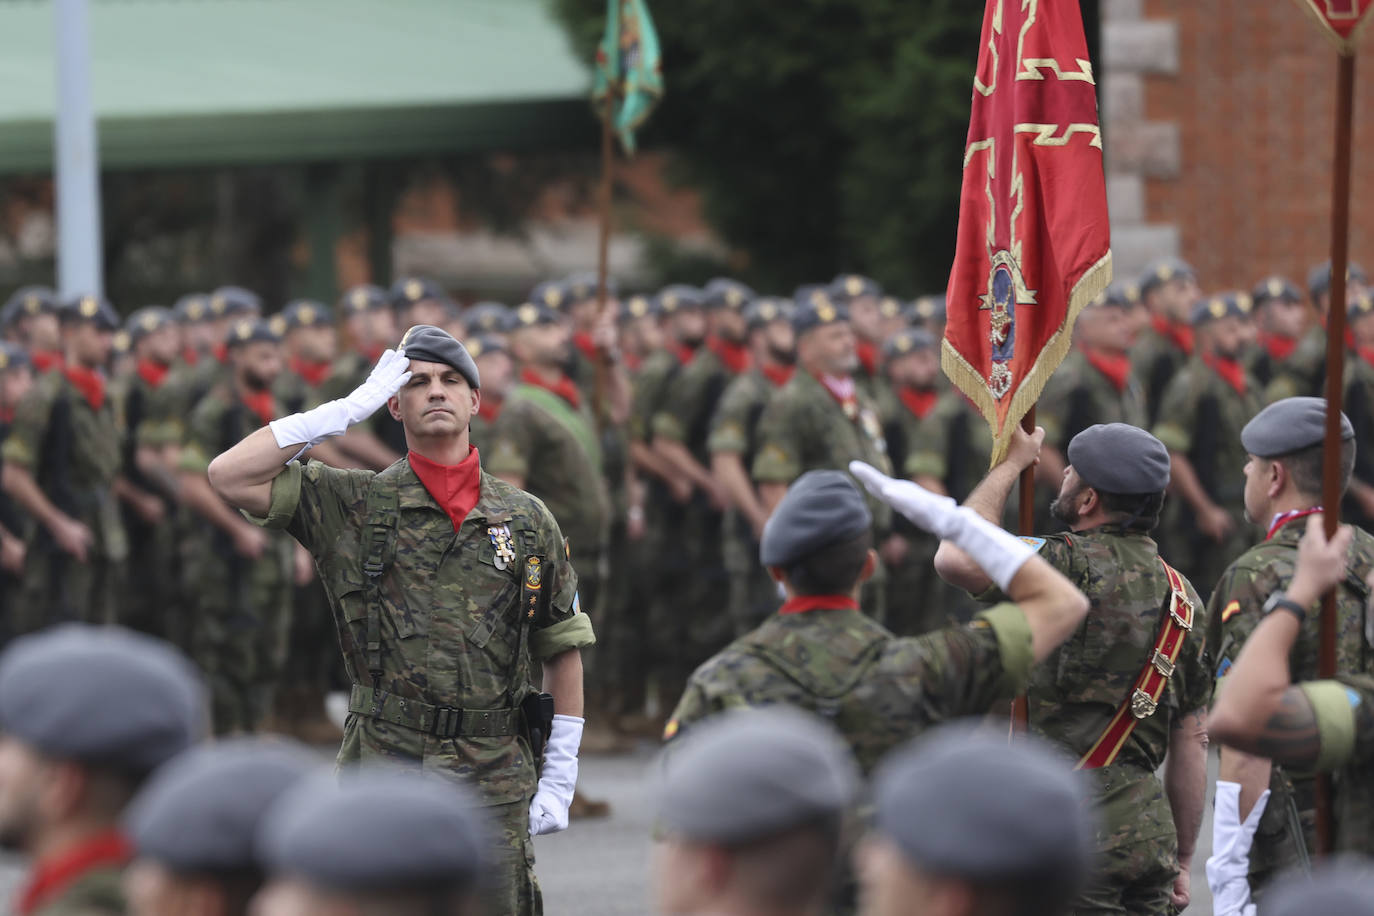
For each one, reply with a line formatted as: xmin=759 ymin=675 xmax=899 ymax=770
xmin=339 ymin=284 xmax=391 ymax=315
xmin=399 ymin=324 xmax=480 ymax=390
xmin=464 ymin=301 xmax=515 ymax=334
xmin=829 ymin=273 xmax=883 ymax=302
xmin=0 ymin=625 xmax=206 ymax=774
xmin=1308 ymin=260 xmax=1368 ymax=303
xmin=1067 ymin=424 xmax=1170 ymax=494
xmin=1241 ymin=396 xmax=1352 ymax=458
xmin=743 ymin=296 xmax=793 ymax=330
xmin=60 ymin=295 xmax=120 ymax=332
xmin=172 ymin=293 xmax=210 ymax=324
xmin=760 ymin=470 xmax=872 ymax=567
xmin=225 ymin=318 xmax=282 ymax=349
xmin=390 ymin=276 xmax=448 ymax=310
xmin=792 ymin=296 xmax=849 ymax=336
xmin=883 ymin=327 xmax=936 ymax=361
xmin=125 ymin=738 xmax=315 ymax=873
xmin=657 ymin=285 xmax=707 ymax=315
xmin=511 ymin=301 xmax=561 ymax=329
xmin=280 ymin=299 xmax=334 ymax=331
xmin=1263 ymin=856 xmax=1374 ymax=916
xmin=908 ymin=293 xmax=947 ymax=323
xmin=124 ymin=307 xmax=175 ymax=344
xmin=2 ymin=286 xmax=58 ymax=328
xmin=1190 ymin=291 xmax=1250 ymax=327
xmin=873 ymin=725 xmax=1092 ymax=891
xmin=208 ymin=286 xmax=261 ymax=319
xmin=704 ymin=278 xmax=756 ymax=311
xmin=257 ymin=769 xmax=488 ymax=891
xmin=657 ymin=707 xmax=858 ymax=844
xmin=564 ymin=271 xmax=618 ymax=303
xmin=620 ymin=294 xmax=661 ymax=323
xmin=1138 ymin=256 xmax=1196 ymax=296
xmin=1252 ymin=276 xmax=1303 ymax=308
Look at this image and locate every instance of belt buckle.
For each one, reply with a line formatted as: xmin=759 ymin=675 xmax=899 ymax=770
xmin=1130 ymin=689 xmax=1158 ymax=719
xmin=433 ymin=706 xmax=462 ymax=738
xmin=1151 ymin=650 xmax=1175 ymax=678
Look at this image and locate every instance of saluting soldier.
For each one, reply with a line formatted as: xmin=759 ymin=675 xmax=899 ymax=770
xmin=177 ymin=319 xmax=294 ymax=735
xmin=708 ymin=296 xmax=795 ymax=635
xmin=1266 ymin=261 xmax=1368 ymax=403
xmin=1153 ymin=292 xmax=1262 ymax=594
xmin=323 ymin=284 xmax=403 ymax=469
xmin=0 ymin=286 xmax=62 ymax=372
xmin=1246 ymin=276 xmax=1307 ymax=392
xmin=934 ymin=424 xmax=1211 ymax=915
xmin=1203 ymin=399 xmax=1374 ymax=908
xmin=111 ymin=307 xmax=183 ymax=640
xmin=1133 ymin=258 xmax=1202 ymax=427
xmin=1208 ymin=516 xmax=1374 ymax=861
xmin=208 ymin=325 xmax=594 ymax=916
xmin=1 ymin=295 xmax=125 ymax=631
xmin=0 ymin=342 xmax=34 ymax=632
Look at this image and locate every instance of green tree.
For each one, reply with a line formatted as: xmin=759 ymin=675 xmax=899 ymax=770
xmin=552 ymin=0 xmax=984 ymax=294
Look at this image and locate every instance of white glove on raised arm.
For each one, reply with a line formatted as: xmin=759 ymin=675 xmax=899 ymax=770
xmin=1206 ymin=781 xmax=1269 ymax=916
xmin=528 ymin=714 xmax=583 ymax=836
xmin=849 ymin=460 xmax=1035 ymax=592
xmin=269 ymin=348 xmax=411 ymax=460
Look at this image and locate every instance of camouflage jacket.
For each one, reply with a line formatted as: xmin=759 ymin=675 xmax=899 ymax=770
xmin=1153 ymin=358 xmax=1262 ymax=512
xmin=666 ymin=603 xmax=1033 ymax=774
xmin=1 ymin=371 xmax=125 ymax=561
xmin=653 ymin=347 xmax=734 ymax=462
xmin=1300 ymin=674 xmax=1374 ymax=855
xmin=251 ymin=457 xmax=595 ymax=805
xmin=29 ymin=862 xmax=125 ymax=916
xmin=629 ymin=348 xmax=687 ymax=445
xmin=485 ymin=382 xmax=611 ymax=562
xmin=1343 ymin=355 xmax=1374 ymax=527
xmin=1038 ymin=349 xmax=1147 ymax=453
xmin=1208 ymin=519 xmax=1374 ymax=872
xmin=751 ymin=370 xmax=892 ymax=530
xmin=989 ymin=526 xmax=1211 ymax=847
xmin=874 ymin=385 xmax=944 ymax=482
xmin=1133 ymin=326 xmax=1190 ymax=427
xmin=1264 ymin=324 xmax=1327 ymax=403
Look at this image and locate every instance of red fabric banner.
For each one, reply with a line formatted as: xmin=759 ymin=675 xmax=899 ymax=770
xmin=1294 ymin=0 xmax=1374 ymax=53
xmin=943 ymin=0 xmax=1112 ymax=465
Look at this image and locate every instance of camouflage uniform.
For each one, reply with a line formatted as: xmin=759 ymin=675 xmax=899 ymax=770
xmin=652 ymin=345 xmax=737 ymax=658
xmin=1343 ymin=354 xmax=1374 ymax=530
xmin=708 ymin=368 xmax=785 ymax=635
xmin=1039 ymin=349 xmax=1148 ymax=454
xmin=991 ymin=527 xmax=1211 ymax=916
xmin=1206 ymin=520 xmax=1374 ymax=893
xmin=1152 ymin=358 xmax=1262 ymax=594
xmin=27 ymin=862 xmax=125 ymax=916
xmin=1 ymin=371 xmax=125 ymax=631
xmin=751 ymin=370 xmax=892 ymax=620
xmin=0 ymin=410 xmax=25 ymax=640
xmin=1264 ymin=325 xmax=1326 ymax=403
xmin=1298 ymin=674 xmax=1374 ymax=855
xmin=1132 ymin=325 xmax=1190 ymax=427
xmin=250 ymin=457 xmax=595 ymax=916
xmin=179 ymin=387 xmax=294 ymax=734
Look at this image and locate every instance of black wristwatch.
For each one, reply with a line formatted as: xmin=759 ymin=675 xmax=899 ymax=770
xmin=1263 ymin=592 xmax=1308 ymax=621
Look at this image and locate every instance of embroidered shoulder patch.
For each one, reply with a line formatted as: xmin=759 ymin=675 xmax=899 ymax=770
xmin=1018 ymin=536 xmax=1047 ymax=552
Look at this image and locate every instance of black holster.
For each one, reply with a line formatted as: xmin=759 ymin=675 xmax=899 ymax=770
xmin=520 ymin=692 xmax=556 ymax=765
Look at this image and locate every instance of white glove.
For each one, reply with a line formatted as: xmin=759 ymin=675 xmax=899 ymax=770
xmin=528 ymin=714 xmax=583 ymax=836
xmin=269 ymin=348 xmax=411 ymax=459
xmin=1206 ymin=781 xmax=1269 ymax=916
xmin=849 ymin=461 xmax=1035 ymax=591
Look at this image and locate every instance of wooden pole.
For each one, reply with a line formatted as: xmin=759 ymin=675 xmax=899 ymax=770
xmin=1316 ymin=50 xmax=1356 ymax=857
xmin=593 ymin=89 xmax=617 ymax=425
xmin=1011 ymin=404 xmax=1037 ymax=731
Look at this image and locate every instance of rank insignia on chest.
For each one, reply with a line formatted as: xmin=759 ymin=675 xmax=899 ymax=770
xmin=488 ymin=525 xmax=516 ymax=570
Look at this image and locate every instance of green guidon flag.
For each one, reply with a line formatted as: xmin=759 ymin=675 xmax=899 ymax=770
xmin=593 ymin=0 xmax=663 ymax=153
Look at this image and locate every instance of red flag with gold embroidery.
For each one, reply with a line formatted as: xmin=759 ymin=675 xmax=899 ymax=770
xmin=1294 ymin=0 xmax=1374 ymax=53
xmin=942 ymin=0 xmax=1111 ymax=465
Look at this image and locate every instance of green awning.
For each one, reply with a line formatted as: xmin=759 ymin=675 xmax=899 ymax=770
xmin=0 ymin=0 xmax=594 ymax=172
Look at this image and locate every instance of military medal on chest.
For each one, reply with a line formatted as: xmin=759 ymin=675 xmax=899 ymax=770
xmin=488 ymin=524 xmax=517 ymax=570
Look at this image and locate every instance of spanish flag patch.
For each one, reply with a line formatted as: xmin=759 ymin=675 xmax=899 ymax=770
xmin=662 ymin=718 xmax=679 ymax=741
xmin=1221 ymin=599 xmax=1241 ymax=623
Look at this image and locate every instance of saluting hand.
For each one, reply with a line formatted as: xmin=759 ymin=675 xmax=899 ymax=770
xmin=346 ymin=348 xmax=413 ymax=424
xmin=849 ymin=460 xmax=958 ymax=538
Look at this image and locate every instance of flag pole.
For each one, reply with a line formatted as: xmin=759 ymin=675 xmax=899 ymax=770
xmin=1008 ymin=406 xmax=1037 ymax=730
xmin=593 ymin=87 xmax=617 ymax=426
xmin=1316 ymin=49 xmax=1356 ymax=857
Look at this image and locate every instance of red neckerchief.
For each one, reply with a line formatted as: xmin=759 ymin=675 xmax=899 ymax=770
xmin=624 ymin=352 xmax=643 ymax=373
xmin=1266 ymin=506 xmax=1323 ymax=542
xmin=181 ymin=346 xmax=200 ymax=367
xmin=521 ymin=366 xmax=581 ymax=409
xmin=1259 ymin=332 xmax=1298 ymax=363
xmin=707 ymin=336 xmax=752 ymax=375
xmin=136 ymin=358 xmax=170 ymax=389
xmin=815 ymin=372 xmax=858 ymax=416
xmin=1081 ymin=346 xmax=1132 ymax=393
xmin=573 ymin=331 xmax=599 ymax=363
xmin=0 ymin=407 xmax=13 ymax=424
xmin=1151 ymin=314 xmax=1194 ymax=355
xmin=63 ymin=365 xmax=105 ymax=411
xmin=476 ymin=396 xmax=502 ymax=423
xmin=290 ymin=357 xmax=332 ymax=389
xmin=30 ymin=350 xmax=63 ymax=373
xmin=671 ymin=342 xmax=698 ymax=366
xmin=897 ymin=386 xmax=939 ymax=419
xmin=1204 ymin=353 xmax=1247 ymax=396
xmin=241 ymin=389 xmax=276 ymax=426
xmin=779 ymin=595 xmax=861 ymax=615
xmin=1360 ymin=346 xmax=1374 ymax=370
xmin=856 ymin=340 xmax=879 ymax=377
xmin=211 ymin=343 xmax=228 ymax=364
xmin=16 ymin=830 xmax=131 ymax=916
xmin=761 ymin=363 xmax=795 ymax=388
xmin=408 ymin=446 xmax=483 ymax=532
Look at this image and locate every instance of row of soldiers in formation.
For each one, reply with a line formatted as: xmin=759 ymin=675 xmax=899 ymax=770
xmin=3 ymin=256 xmax=1374 ymax=740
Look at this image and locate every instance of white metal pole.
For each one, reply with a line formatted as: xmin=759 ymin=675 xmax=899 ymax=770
xmin=53 ymin=0 xmax=102 ymax=298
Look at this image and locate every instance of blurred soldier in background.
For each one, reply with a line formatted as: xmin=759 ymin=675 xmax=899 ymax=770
xmin=1134 ymin=258 xmax=1201 ymax=427
xmin=0 ymin=342 xmax=33 ymax=635
xmin=1266 ymin=261 xmax=1368 ymax=402
xmin=324 ymin=284 xmax=403 ymax=469
xmin=0 ymin=287 xmax=62 ymax=372
xmin=1246 ymin=277 xmax=1307 ymax=391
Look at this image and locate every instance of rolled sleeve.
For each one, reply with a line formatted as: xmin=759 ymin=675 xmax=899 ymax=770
xmin=977 ymin=603 xmax=1035 ymax=696
xmin=531 ymin=613 xmax=596 ymax=659
xmin=1300 ymin=680 xmax=1358 ymax=772
xmin=244 ymin=461 xmax=304 ymax=530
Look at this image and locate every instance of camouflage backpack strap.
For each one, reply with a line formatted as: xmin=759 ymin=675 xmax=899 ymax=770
xmin=1076 ymin=557 xmax=1194 ymax=770
xmin=361 ymin=464 xmax=402 ymax=689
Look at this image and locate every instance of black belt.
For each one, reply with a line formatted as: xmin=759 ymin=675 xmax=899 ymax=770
xmin=348 ymin=685 xmax=521 ymax=738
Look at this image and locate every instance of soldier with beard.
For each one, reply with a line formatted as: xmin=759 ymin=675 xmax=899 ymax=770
xmin=934 ymin=424 xmax=1211 ymax=916
xmin=2 ymin=295 xmax=125 ymax=631
xmin=709 ymin=296 xmax=795 ymax=635
xmin=178 ymin=319 xmax=294 ymax=734
xmin=1154 ymin=293 xmax=1263 ymax=594
xmin=827 ymin=274 xmax=884 ymax=397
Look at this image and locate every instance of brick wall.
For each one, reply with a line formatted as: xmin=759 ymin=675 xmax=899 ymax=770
xmin=1106 ymin=0 xmax=1374 ymax=293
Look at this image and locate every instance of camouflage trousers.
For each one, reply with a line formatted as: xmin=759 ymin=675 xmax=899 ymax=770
xmin=1071 ymin=836 xmax=1178 ymax=916
xmin=13 ymin=544 xmax=122 ymax=634
xmin=484 ymin=798 xmax=543 ymax=916
xmin=118 ymin=511 xmax=179 ymax=643
xmin=722 ymin=513 xmax=778 ymax=637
